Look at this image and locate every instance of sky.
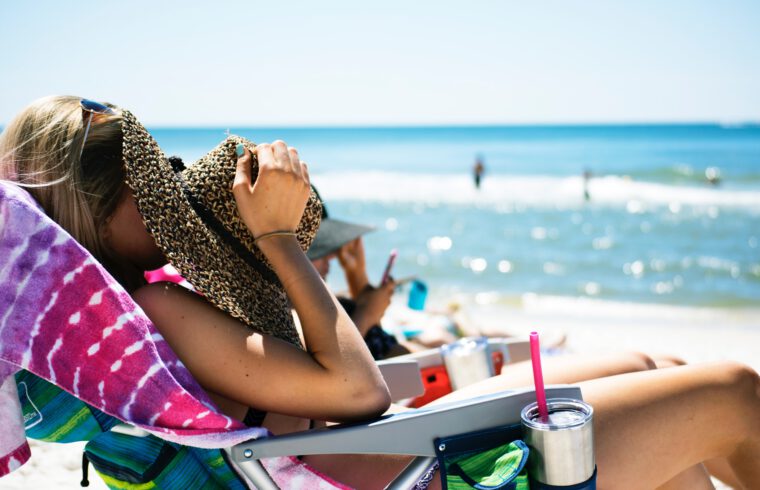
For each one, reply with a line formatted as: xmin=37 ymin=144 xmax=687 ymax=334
xmin=1 ymin=0 xmax=759 ymax=126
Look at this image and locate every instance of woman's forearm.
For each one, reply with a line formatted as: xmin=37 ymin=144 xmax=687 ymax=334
xmin=230 ymin=142 xmax=390 ymax=418
xmin=257 ymin=235 xmax=390 ymax=408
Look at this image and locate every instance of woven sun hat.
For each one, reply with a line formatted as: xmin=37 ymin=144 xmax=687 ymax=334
xmin=121 ymin=110 xmax=322 ymax=346
xmin=306 ymin=186 xmax=375 ymax=260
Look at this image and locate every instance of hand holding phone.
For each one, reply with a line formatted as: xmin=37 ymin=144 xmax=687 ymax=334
xmin=380 ymin=249 xmax=398 ymax=285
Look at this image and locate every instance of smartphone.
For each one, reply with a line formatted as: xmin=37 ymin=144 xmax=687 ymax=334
xmin=380 ymin=249 xmax=398 ymax=285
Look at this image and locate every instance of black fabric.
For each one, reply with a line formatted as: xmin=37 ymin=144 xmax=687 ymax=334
xmin=529 ymin=468 xmax=597 ymax=490
xmin=243 ymin=408 xmax=268 ymax=428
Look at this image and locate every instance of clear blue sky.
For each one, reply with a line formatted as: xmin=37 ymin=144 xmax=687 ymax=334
xmin=1 ymin=0 xmax=759 ymax=126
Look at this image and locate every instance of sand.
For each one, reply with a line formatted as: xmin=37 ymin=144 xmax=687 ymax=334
xmin=2 ymin=297 xmax=757 ymax=489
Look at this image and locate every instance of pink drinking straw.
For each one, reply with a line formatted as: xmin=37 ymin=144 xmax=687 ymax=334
xmin=530 ymin=331 xmax=549 ymax=421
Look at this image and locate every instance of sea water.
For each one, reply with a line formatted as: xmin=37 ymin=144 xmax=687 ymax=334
xmin=151 ymin=124 xmax=760 ymax=311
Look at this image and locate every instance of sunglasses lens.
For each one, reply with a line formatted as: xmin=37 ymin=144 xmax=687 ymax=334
xmin=80 ymin=99 xmax=114 ymax=115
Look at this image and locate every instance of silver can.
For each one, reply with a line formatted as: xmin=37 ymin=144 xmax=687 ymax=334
xmin=520 ymin=398 xmax=595 ymax=486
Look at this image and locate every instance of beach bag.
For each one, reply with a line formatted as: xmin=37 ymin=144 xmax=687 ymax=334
xmin=434 ymin=424 xmax=529 ymax=490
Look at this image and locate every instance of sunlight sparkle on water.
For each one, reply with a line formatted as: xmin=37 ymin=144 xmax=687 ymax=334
xmin=498 ymin=260 xmax=513 ymax=273
xmin=427 ymin=236 xmax=452 ymax=252
xmin=461 ymin=257 xmax=488 ymax=273
xmin=592 ymin=236 xmax=614 ymax=250
xmin=584 ymin=282 xmax=601 ymax=295
xmin=624 ymin=260 xmax=645 ymax=277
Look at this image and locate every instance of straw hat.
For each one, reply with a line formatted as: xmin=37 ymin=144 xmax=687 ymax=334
xmin=121 ymin=110 xmax=321 ymax=346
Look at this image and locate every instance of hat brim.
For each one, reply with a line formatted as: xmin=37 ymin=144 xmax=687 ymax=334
xmin=306 ymin=218 xmax=375 ymax=260
xmin=121 ymin=111 xmax=319 ymax=346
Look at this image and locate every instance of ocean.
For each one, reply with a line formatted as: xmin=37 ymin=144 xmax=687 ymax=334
xmin=151 ymin=124 xmax=760 ymax=313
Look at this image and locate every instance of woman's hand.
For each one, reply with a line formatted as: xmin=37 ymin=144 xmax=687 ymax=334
xmin=232 ymin=141 xmax=310 ymax=240
xmin=225 ymin=140 xmax=390 ymax=420
xmin=352 ymin=279 xmax=395 ymax=335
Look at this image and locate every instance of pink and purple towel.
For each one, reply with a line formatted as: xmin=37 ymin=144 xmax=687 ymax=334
xmin=0 ymin=181 xmax=348 ymax=489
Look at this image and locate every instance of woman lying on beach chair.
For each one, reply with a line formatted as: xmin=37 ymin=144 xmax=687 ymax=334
xmin=0 ymin=95 xmax=758 ymax=489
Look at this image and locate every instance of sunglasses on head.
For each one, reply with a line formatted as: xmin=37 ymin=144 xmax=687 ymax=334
xmin=79 ymin=98 xmax=116 ymax=160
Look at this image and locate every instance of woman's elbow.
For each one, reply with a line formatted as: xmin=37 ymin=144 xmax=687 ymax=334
xmin=368 ymin=385 xmax=393 ymax=417
xmin=341 ymin=383 xmax=392 ymax=421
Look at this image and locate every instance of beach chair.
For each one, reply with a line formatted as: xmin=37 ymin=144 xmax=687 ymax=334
xmin=15 ymin=367 xmax=583 ymax=488
xmin=0 ymin=182 xmax=591 ymax=488
xmin=227 ymin=385 xmax=583 ymax=489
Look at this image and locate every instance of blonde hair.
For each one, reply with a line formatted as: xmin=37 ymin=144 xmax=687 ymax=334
xmin=0 ymin=95 xmax=139 ymax=288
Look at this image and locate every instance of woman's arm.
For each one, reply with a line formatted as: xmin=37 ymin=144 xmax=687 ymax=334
xmin=337 ymin=238 xmax=371 ymax=298
xmin=135 ymin=141 xmax=390 ymax=423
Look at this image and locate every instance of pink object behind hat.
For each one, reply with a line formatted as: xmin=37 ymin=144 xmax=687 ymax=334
xmin=144 ymin=264 xmax=194 ymax=290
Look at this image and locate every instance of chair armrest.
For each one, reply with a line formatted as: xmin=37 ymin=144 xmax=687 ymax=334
xmin=393 ymin=347 xmax=444 ymax=369
xmin=491 ymin=337 xmax=531 ymax=364
xmin=228 ymin=385 xmax=581 ymax=460
xmin=376 ymin=358 xmax=425 ymax=400
xmin=391 ymin=337 xmax=531 ymax=370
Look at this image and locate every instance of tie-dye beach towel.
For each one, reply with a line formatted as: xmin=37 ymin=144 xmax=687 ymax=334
xmin=0 ymin=181 xmax=349 ymax=489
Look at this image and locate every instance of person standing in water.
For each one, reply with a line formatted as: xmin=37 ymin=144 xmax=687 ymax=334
xmin=583 ymin=168 xmax=592 ymax=202
xmin=473 ymin=155 xmax=485 ymax=189
xmin=705 ymin=166 xmax=721 ymax=186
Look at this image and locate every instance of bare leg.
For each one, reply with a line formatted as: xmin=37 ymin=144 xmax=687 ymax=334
xmin=304 ymin=352 xmax=658 ymax=488
xmin=652 ymin=354 xmax=688 ymax=369
xmin=303 ymin=352 xmax=658 ymax=489
xmin=433 ymin=351 xmax=657 ymax=404
xmin=306 ymin=362 xmax=759 ymax=489
xmin=580 ymin=362 xmax=760 ymax=489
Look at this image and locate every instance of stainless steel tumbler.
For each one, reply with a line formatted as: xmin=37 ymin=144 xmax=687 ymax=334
xmin=520 ymin=398 xmax=595 ymax=487
xmin=440 ymin=337 xmax=492 ymax=390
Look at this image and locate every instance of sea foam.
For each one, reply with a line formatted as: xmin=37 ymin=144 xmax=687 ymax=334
xmin=312 ymin=172 xmax=760 ymax=211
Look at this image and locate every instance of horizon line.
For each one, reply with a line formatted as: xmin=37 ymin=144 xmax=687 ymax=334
xmin=2 ymin=120 xmax=759 ymax=130
xmin=140 ymin=120 xmax=760 ymax=130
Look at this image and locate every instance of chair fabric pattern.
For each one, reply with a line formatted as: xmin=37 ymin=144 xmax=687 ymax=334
xmin=85 ymin=430 xmax=249 ymax=490
xmin=15 ymin=369 xmax=119 ymax=443
xmin=0 ymin=181 xmax=350 ymax=489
